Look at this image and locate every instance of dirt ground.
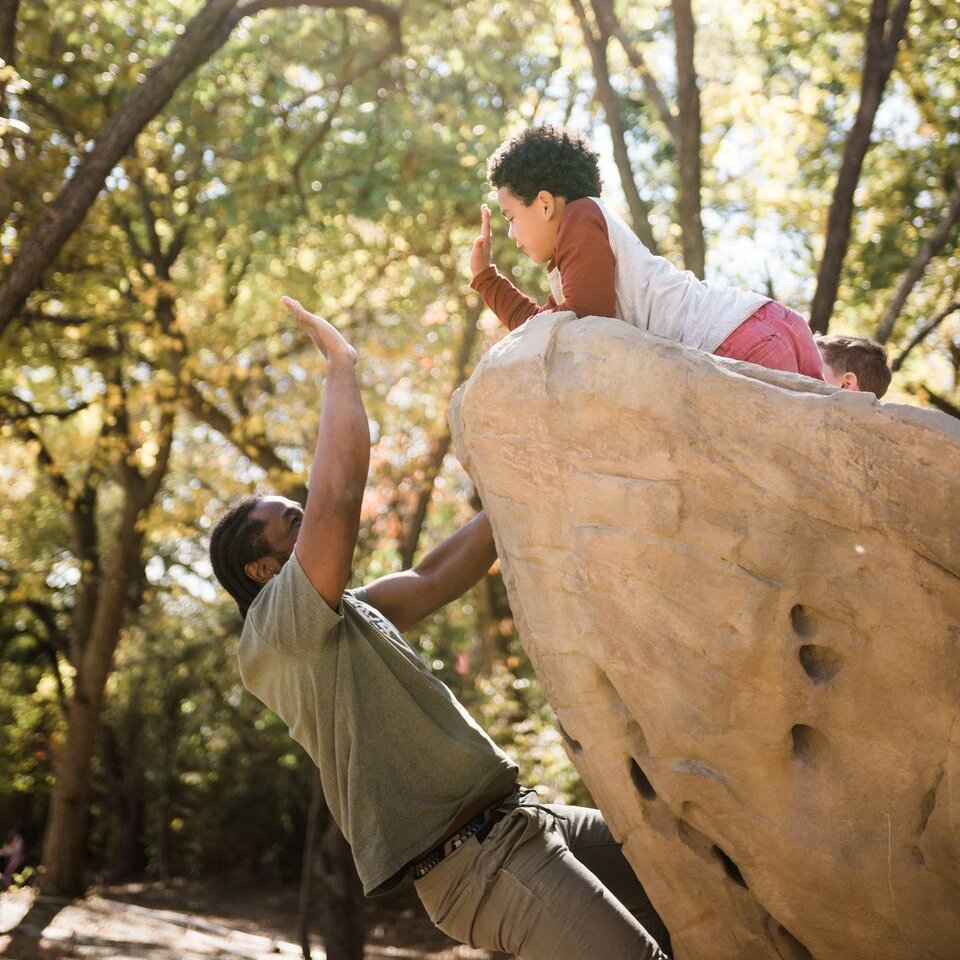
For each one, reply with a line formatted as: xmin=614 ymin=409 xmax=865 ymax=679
xmin=0 ymin=879 xmax=507 ymax=959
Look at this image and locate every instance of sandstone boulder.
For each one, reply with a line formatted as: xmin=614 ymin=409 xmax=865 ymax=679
xmin=450 ymin=312 xmax=960 ymax=960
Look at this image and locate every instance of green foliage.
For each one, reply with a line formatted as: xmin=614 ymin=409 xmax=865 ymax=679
xmin=0 ymin=0 xmax=956 ymax=886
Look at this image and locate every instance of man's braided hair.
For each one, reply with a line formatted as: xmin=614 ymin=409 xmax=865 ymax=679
xmin=209 ymin=496 xmax=269 ymax=617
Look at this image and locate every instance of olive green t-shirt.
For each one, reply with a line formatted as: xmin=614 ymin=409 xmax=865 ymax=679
xmin=238 ymin=552 xmax=518 ymax=895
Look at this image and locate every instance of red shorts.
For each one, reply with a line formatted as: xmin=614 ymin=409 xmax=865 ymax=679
xmin=713 ymin=301 xmax=824 ymax=381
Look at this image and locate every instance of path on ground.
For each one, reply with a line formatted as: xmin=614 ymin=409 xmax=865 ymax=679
xmin=0 ymin=883 xmax=502 ymax=960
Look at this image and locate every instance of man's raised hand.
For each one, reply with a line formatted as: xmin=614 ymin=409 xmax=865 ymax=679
xmin=469 ymin=204 xmax=492 ymax=278
xmin=281 ymin=296 xmax=357 ymax=366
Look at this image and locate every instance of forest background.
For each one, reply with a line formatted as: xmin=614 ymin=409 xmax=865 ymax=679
xmin=0 ymin=0 xmax=957 ymax=954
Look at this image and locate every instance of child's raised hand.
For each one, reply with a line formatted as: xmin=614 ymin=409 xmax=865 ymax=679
xmin=281 ymin=296 xmax=357 ymax=366
xmin=469 ymin=204 xmax=492 ymax=278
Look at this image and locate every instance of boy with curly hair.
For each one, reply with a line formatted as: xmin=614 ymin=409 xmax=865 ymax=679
xmin=470 ymin=125 xmax=824 ymax=380
xmin=815 ymin=334 xmax=892 ymax=397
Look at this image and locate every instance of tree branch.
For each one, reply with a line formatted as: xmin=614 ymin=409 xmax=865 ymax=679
xmin=111 ymin=200 xmax=151 ymax=266
xmin=0 ymin=0 xmax=403 ymax=338
xmin=891 ymin=300 xmax=960 ymax=372
xmin=875 ymin=186 xmax=960 ymax=343
xmin=809 ymin=0 xmax=913 ymax=333
xmin=291 ymin=94 xmax=344 ymax=198
xmin=591 ymin=0 xmax=676 ymax=138
xmin=0 ymin=393 xmax=91 ymax=420
xmin=397 ymin=299 xmax=481 ymax=568
xmin=134 ymin=174 xmax=166 ymax=275
xmin=570 ymin=0 xmax=658 ymax=252
xmin=182 ymin=378 xmax=306 ymax=498
xmin=0 ymin=395 xmax=73 ymax=504
xmin=907 ymin=383 xmax=960 ymax=419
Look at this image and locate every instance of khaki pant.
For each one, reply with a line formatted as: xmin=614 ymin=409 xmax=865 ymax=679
xmin=414 ymin=793 xmax=671 ymax=959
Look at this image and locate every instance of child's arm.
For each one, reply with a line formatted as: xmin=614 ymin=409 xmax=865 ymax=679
xmin=550 ymin=198 xmax=617 ymax=320
xmin=470 ymin=204 xmax=550 ymax=330
xmin=470 ymin=266 xmax=555 ymax=330
xmin=469 ymin=200 xmax=617 ymax=330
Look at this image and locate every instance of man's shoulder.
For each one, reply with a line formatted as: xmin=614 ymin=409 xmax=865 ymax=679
xmin=242 ymin=554 xmax=346 ymax=654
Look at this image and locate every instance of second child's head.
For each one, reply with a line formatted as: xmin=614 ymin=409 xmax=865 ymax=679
xmin=487 ymin=125 xmax=601 ymax=264
xmin=815 ymin=334 xmax=892 ymax=398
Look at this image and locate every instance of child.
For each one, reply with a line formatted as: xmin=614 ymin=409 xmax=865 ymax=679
xmin=470 ymin=125 xmax=824 ymax=381
xmin=815 ymin=334 xmax=891 ymax=397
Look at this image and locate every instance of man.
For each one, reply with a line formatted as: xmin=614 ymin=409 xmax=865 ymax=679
xmin=208 ymin=297 xmax=671 ymax=959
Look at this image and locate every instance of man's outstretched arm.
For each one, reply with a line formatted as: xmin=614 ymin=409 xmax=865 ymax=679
xmin=363 ymin=511 xmax=497 ymax=631
xmin=284 ymin=297 xmax=370 ymax=610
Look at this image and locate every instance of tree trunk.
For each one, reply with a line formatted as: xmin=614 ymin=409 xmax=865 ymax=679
xmin=571 ymin=0 xmax=659 ymax=252
xmin=591 ymin=0 xmax=676 ymax=137
xmin=40 ymin=509 xmax=145 ymax=894
xmin=102 ymin=716 xmax=147 ymax=878
xmin=0 ymin=0 xmax=19 ymax=112
xmin=40 ymin=348 xmax=175 ymax=893
xmin=671 ymin=0 xmax=705 ymax=277
xmin=0 ymin=0 xmax=19 ymax=108
xmin=298 ymin=771 xmax=324 ymax=960
xmin=398 ymin=303 xmax=480 ymax=568
xmin=299 ymin=769 xmax=365 ymax=960
xmin=315 ymin=806 xmax=365 ymax=960
xmin=808 ymin=0 xmax=912 ymax=333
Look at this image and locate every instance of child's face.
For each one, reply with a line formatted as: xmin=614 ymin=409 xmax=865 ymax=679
xmin=497 ymin=187 xmax=563 ymax=265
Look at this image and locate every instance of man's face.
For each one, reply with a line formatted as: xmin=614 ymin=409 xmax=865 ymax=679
xmin=244 ymin=496 xmax=303 ymax=583
xmin=497 ymin=186 xmax=562 ymax=265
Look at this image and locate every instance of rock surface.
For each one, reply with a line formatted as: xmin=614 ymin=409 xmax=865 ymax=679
xmin=450 ymin=312 xmax=960 ymax=960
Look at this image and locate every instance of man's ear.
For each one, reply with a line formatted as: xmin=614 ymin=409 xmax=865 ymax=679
xmin=244 ymin=556 xmax=279 ymax=584
xmin=840 ymin=371 xmax=860 ymax=391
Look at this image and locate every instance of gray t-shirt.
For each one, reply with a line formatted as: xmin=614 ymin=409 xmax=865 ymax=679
xmin=238 ymin=552 xmax=519 ymax=895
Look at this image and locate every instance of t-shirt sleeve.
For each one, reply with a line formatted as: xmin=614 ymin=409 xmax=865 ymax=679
xmin=552 ymin=198 xmax=617 ymax=320
xmin=470 ymin=266 xmax=550 ymax=331
xmin=245 ymin=552 xmax=344 ymax=658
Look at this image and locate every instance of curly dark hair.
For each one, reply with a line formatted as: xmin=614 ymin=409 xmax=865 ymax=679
xmin=487 ymin=125 xmax=602 ymax=204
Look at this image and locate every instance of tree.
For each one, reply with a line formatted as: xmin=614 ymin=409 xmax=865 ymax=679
xmin=0 ymin=0 xmax=402 ymax=337
xmin=808 ymin=0 xmax=912 ymax=333
xmin=568 ymin=0 xmax=706 ymax=274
